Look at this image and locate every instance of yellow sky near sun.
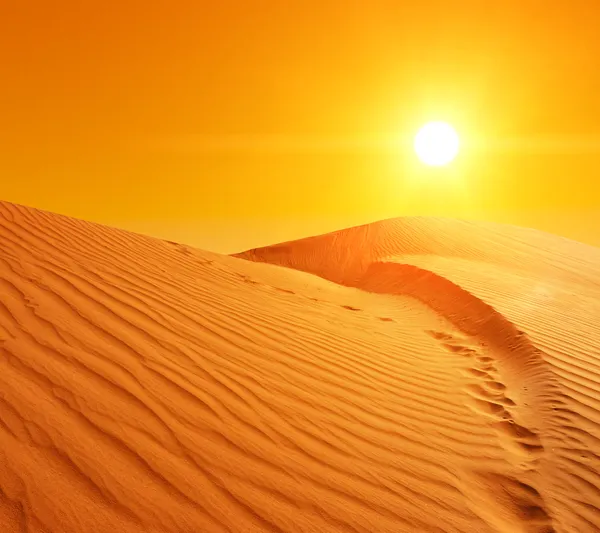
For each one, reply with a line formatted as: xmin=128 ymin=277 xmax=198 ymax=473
xmin=1 ymin=1 xmax=600 ymax=252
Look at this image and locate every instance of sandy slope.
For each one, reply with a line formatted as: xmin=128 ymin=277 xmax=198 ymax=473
xmin=0 ymin=203 xmax=598 ymax=532
xmin=237 ymin=218 xmax=600 ymax=533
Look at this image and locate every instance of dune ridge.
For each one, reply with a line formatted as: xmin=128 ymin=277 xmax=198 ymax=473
xmin=237 ymin=220 xmax=600 ymax=532
xmin=234 ymin=256 xmax=561 ymax=532
xmin=1 ymin=200 xmax=599 ymax=532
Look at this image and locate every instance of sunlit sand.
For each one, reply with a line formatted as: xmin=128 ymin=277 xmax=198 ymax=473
xmin=1 ymin=201 xmax=599 ymax=532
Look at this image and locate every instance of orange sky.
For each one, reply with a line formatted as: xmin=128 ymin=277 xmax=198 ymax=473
xmin=2 ymin=1 xmax=600 ymax=252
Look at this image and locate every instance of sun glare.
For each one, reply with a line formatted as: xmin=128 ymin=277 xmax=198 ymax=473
xmin=414 ymin=121 xmax=460 ymax=166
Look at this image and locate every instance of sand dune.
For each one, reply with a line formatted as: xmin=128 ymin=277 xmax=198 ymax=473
xmin=1 ymin=202 xmax=599 ymax=532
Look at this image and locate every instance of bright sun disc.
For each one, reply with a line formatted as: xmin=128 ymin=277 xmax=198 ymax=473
xmin=414 ymin=121 xmax=460 ymax=166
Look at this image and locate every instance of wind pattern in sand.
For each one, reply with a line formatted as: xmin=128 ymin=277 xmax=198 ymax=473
xmin=1 ymin=202 xmax=600 ymax=532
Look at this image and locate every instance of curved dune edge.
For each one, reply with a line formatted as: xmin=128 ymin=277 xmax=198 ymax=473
xmin=359 ymin=262 xmax=548 ymax=371
xmin=233 ymin=254 xmax=558 ymax=417
xmin=354 ymin=262 xmax=562 ymax=533
xmin=234 ymin=257 xmax=561 ymax=532
xmin=236 ymin=225 xmax=600 ymax=533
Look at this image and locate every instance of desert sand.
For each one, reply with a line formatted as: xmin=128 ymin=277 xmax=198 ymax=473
xmin=1 ymin=201 xmax=599 ymax=533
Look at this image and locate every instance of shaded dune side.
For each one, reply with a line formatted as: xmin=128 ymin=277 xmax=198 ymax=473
xmin=235 ymin=253 xmax=563 ymax=531
xmin=234 ymin=250 xmax=557 ymax=413
xmin=382 ymin=256 xmax=600 ymax=533
xmin=237 ymin=230 xmax=600 ymax=532
xmin=358 ymin=262 xmax=554 ymax=389
xmin=376 ymin=263 xmax=600 ymax=533
xmin=355 ymin=263 xmax=565 ymax=533
xmin=235 ymin=216 xmax=600 ymax=289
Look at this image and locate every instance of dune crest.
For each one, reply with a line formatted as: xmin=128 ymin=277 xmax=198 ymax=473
xmin=1 ymin=201 xmax=599 ymax=532
xmin=237 ymin=218 xmax=600 ymax=532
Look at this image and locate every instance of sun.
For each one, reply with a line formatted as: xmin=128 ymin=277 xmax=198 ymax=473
xmin=414 ymin=121 xmax=460 ymax=166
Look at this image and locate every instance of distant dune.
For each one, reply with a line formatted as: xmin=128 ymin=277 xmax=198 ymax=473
xmin=1 ymin=202 xmax=599 ymax=532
